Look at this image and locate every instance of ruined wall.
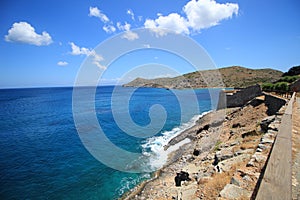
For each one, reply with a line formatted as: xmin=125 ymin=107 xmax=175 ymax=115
xmin=217 ymin=84 xmax=262 ymax=109
xmin=264 ymin=94 xmax=287 ymax=115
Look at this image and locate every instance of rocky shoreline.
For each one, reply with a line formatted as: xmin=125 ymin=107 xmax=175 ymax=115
xmin=121 ymin=95 xmax=286 ymax=200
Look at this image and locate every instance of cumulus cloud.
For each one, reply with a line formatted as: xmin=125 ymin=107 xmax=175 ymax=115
xmin=184 ymin=0 xmax=239 ymax=31
xmin=121 ymin=31 xmax=139 ymax=41
xmin=116 ymin=22 xmax=139 ymax=41
xmin=70 ymin=42 xmax=92 ymax=56
xmin=57 ymin=61 xmax=68 ymax=66
xmin=117 ymin=22 xmax=131 ymax=31
xmin=144 ymin=0 xmax=238 ymax=35
xmin=103 ymin=25 xmax=116 ymax=33
xmin=127 ymin=9 xmax=135 ymax=21
xmin=69 ymin=42 xmax=106 ymax=70
xmin=89 ymin=7 xmax=110 ymax=23
xmin=89 ymin=6 xmax=116 ymax=34
xmin=145 ymin=13 xmax=189 ymax=36
xmin=4 ymin=21 xmax=52 ymax=46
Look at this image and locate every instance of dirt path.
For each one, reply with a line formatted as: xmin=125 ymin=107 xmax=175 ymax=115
xmin=292 ymin=97 xmax=300 ymax=200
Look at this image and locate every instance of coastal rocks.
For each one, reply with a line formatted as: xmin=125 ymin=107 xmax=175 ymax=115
xmin=260 ymin=115 xmax=275 ymax=132
xmin=196 ymin=124 xmax=210 ymax=134
xmin=247 ymin=153 xmax=267 ymax=167
xmin=219 ymin=184 xmax=251 ymax=199
xmin=242 ymin=130 xmax=259 ymax=138
xmin=218 ymin=154 xmax=251 ymax=172
xmin=247 ymin=119 xmax=279 ymax=168
xmin=126 ymin=97 xmax=286 ymax=200
xmin=213 ymin=148 xmax=234 ymax=165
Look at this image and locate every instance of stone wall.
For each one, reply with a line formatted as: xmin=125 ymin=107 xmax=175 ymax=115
xmin=264 ymin=94 xmax=287 ymax=115
xmin=217 ymin=84 xmax=262 ymax=109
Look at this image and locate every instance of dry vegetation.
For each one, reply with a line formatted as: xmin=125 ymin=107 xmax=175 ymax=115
xmin=124 ymin=66 xmax=283 ymax=89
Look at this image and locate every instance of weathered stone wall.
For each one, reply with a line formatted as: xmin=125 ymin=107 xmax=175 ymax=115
xmin=217 ymin=84 xmax=262 ymax=109
xmin=264 ymin=94 xmax=287 ymax=115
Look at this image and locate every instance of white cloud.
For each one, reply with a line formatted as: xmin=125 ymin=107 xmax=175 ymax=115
xmin=89 ymin=6 xmax=116 ymax=34
xmin=70 ymin=42 xmax=92 ymax=55
xmin=103 ymin=25 xmax=116 ymax=33
xmin=57 ymin=61 xmax=68 ymax=66
xmin=145 ymin=13 xmax=189 ymax=35
xmin=5 ymin=21 xmax=52 ymax=46
xmin=121 ymin=31 xmax=139 ymax=41
xmin=69 ymin=42 xmax=106 ymax=70
xmin=117 ymin=22 xmax=131 ymax=31
xmin=127 ymin=9 xmax=135 ymax=21
xmin=183 ymin=0 xmax=239 ymax=32
xmin=144 ymin=0 xmax=238 ymax=35
xmin=92 ymin=60 xmax=107 ymax=70
xmin=89 ymin=7 xmax=109 ymax=23
xmin=116 ymin=22 xmax=139 ymax=41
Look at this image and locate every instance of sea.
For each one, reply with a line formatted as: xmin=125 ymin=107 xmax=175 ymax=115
xmin=0 ymin=86 xmax=220 ymax=199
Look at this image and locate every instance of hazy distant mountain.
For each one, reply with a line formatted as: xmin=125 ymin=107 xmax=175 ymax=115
xmin=123 ymin=66 xmax=283 ymax=89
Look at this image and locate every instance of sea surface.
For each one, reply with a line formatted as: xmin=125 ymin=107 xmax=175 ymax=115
xmin=0 ymin=86 xmax=219 ymax=199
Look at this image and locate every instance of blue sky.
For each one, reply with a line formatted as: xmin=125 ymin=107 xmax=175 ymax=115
xmin=0 ymin=0 xmax=299 ymax=88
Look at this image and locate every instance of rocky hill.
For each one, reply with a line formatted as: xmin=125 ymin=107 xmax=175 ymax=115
xmin=123 ymin=66 xmax=283 ymax=89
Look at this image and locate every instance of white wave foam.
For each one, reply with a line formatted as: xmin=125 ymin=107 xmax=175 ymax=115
xmin=141 ymin=111 xmax=211 ymax=170
xmin=116 ymin=173 xmax=151 ymax=196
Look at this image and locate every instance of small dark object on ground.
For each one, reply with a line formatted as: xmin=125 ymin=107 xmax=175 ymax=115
xmin=232 ymin=123 xmax=241 ymax=128
xmin=197 ymin=124 xmax=210 ymax=134
xmin=175 ymin=171 xmax=191 ymax=187
xmin=193 ymin=149 xmax=200 ymax=156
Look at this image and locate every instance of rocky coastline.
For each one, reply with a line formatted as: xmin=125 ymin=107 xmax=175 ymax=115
xmin=121 ymin=94 xmax=287 ymax=200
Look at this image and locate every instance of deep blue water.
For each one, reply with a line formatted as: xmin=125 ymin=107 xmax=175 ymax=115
xmin=0 ymin=86 xmax=219 ymax=199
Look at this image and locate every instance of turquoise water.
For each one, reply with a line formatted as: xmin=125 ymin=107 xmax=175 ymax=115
xmin=0 ymin=86 xmax=218 ymax=199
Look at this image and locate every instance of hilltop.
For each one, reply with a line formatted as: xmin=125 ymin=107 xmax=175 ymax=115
xmin=123 ymin=66 xmax=283 ymax=89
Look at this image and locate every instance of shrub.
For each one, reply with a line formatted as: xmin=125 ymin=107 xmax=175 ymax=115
xmin=278 ymin=75 xmax=299 ymax=83
xmin=262 ymin=83 xmax=274 ymax=91
xmin=274 ymin=82 xmax=289 ymax=92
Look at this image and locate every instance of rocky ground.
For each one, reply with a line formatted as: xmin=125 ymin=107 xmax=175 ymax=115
xmin=123 ymin=96 xmax=287 ymax=200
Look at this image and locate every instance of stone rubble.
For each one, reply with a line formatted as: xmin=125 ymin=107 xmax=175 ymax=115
xmin=122 ymin=101 xmax=285 ymax=200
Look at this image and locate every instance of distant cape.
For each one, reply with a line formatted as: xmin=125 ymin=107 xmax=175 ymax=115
xmin=123 ymin=66 xmax=283 ymax=89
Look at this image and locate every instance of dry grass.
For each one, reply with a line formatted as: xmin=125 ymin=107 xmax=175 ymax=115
xmin=239 ymin=195 xmax=250 ymax=200
xmin=199 ymin=172 xmax=231 ymax=200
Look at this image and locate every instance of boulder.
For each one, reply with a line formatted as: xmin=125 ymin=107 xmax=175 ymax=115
xmin=261 ymin=137 xmax=274 ymax=144
xmin=219 ymin=184 xmax=251 ymax=199
xmin=230 ymin=177 xmax=241 ymax=186
xmin=260 ymin=116 xmax=275 ymax=133
xmin=218 ymin=154 xmax=251 ymax=172
xmin=242 ymin=130 xmax=259 ymax=138
xmin=213 ymin=149 xmax=234 ymax=165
